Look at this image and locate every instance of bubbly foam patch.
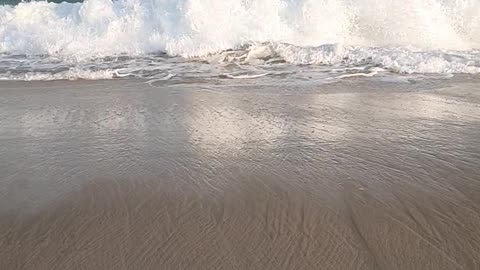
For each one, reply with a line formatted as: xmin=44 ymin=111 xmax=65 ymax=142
xmin=0 ymin=68 xmax=115 ymax=81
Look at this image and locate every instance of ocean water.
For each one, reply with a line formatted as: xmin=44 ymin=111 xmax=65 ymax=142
xmin=1 ymin=0 xmax=480 ymax=82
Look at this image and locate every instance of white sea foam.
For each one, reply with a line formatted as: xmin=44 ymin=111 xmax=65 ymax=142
xmin=0 ymin=68 xmax=115 ymax=80
xmin=1 ymin=0 xmax=480 ymax=80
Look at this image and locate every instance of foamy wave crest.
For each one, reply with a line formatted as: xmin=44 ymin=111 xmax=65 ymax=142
xmin=0 ymin=68 xmax=115 ymax=80
xmin=1 ymin=0 xmax=480 ymax=80
xmin=272 ymin=44 xmax=480 ymax=73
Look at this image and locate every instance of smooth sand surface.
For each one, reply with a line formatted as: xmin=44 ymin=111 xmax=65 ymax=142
xmin=1 ymin=79 xmax=480 ymax=269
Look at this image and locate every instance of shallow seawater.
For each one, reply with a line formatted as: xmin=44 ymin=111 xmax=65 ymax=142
xmin=0 ymin=51 xmax=477 ymax=85
xmin=2 ymin=2 xmax=480 ymax=269
xmin=1 ymin=77 xmax=480 ymax=270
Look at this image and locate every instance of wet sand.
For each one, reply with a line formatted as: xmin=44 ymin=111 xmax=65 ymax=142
xmin=1 ymin=78 xmax=480 ymax=269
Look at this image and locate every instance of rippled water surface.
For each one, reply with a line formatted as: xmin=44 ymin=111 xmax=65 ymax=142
xmin=1 ymin=78 xmax=480 ymax=269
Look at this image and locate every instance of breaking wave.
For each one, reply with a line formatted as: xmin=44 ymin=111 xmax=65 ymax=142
xmin=1 ymin=0 xmax=480 ymax=80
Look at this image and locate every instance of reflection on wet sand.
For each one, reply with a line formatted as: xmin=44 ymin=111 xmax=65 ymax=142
xmin=0 ymin=79 xmax=480 ymax=269
xmin=186 ymin=91 xmax=287 ymax=155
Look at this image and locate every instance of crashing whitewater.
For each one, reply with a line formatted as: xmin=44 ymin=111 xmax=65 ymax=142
xmin=1 ymin=0 xmax=480 ymax=80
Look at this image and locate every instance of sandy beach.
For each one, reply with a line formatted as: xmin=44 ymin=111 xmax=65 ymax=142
xmin=1 ymin=78 xmax=480 ymax=270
